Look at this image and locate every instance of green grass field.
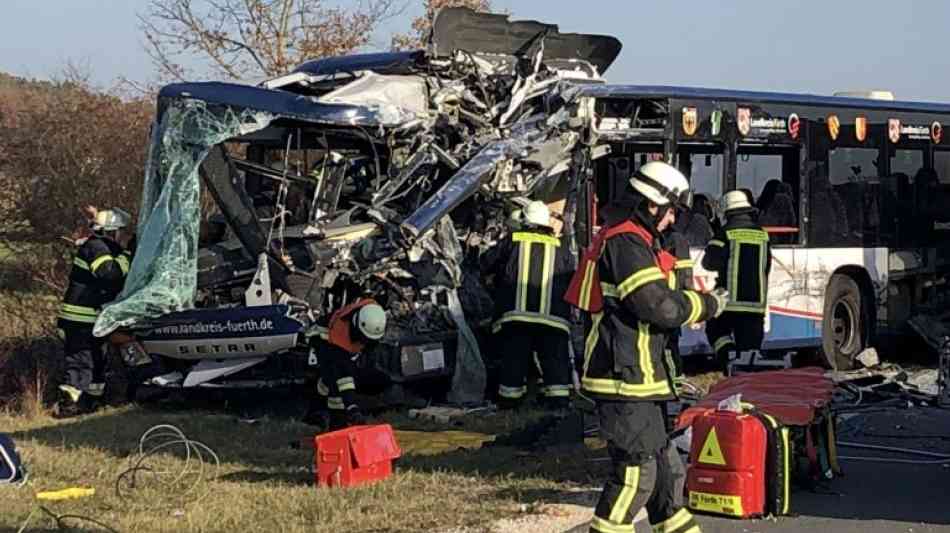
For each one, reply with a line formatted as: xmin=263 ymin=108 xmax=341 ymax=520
xmin=1 ymin=404 xmax=603 ymax=533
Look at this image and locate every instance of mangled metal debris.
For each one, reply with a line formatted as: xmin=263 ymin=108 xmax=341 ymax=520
xmin=94 ymin=7 xmax=622 ymax=400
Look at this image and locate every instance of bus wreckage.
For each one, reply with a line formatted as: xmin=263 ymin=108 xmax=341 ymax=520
xmin=95 ymin=7 xmax=950 ymax=402
xmin=94 ymin=8 xmax=621 ymax=402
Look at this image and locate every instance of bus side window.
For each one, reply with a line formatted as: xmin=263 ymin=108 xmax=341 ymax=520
xmin=676 ymin=146 xmax=724 ymax=247
xmin=890 ymin=147 xmax=928 ymax=246
xmin=737 ymin=146 xmax=801 ymax=245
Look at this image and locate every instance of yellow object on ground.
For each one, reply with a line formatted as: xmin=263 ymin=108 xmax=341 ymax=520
xmin=36 ymin=487 xmax=96 ymax=501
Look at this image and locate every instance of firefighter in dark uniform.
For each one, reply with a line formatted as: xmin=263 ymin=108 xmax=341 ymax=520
xmin=702 ymin=190 xmax=772 ymax=371
xmin=566 ymin=162 xmax=727 ymax=533
xmin=481 ymin=200 xmax=574 ymax=410
xmin=303 ymin=298 xmax=387 ymax=431
xmin=57 ymin=208 xmax=132 ymax=417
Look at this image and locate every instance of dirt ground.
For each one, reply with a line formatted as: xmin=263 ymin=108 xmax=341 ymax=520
xmin=3 ymin=374 xmax=950 ymax=532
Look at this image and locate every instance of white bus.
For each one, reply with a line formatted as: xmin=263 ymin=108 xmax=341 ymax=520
xmin=580 ymin=85 xmax=950 ymax=369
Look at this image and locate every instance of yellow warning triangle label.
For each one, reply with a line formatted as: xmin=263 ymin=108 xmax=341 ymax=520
xmin=698 ymin=427 xmax=727 ymax=466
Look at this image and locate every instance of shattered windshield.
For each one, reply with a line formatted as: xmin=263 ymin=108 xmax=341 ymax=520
xmin=94 ymin=98 xmax=275 ymax=337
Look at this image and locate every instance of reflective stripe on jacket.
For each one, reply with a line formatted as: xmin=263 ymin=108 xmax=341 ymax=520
xmin=581 ymin=225 xmax=718 ymax=403
xmin=484 ymin=229 xmax=573 ymax=333
xmin=58 ymin=236 xmax=129 ymax=326
xmin=702 ymin=212 xmax=771 ymax=314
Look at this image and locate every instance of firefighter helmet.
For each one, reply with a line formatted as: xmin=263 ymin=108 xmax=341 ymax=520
xmin=93 ymin=208 xmax=132 ymax=232
xmin=356 ymin=303 xmax=387 ymax=340
xmin=630 ymin=162 xmax=692 ymax=210
xmin=721 ymin=190 xmax=753 ymax=213
xmin=521 ymin=201 xmax=551 ymax=228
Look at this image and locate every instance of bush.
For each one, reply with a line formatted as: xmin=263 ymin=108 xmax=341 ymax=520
xmin=0 ymin=75 xmax=154 ymax=415
xmin=0 ymin=78 xmax=152 ymax=243
xmin=0 ymin=336 xmax=62 ymax=417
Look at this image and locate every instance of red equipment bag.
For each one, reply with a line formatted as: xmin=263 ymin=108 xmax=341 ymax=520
xmin=686 ymin=408 xmax=791 ymax=518
xmin=314 ymin=424 xmax=401 ymax=488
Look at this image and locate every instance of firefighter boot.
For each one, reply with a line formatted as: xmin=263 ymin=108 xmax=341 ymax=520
xmin=328 ymin=406 xmax=365 ymax=431
xmin=54 ymin=386 xmax=98 ymax=419
xmin=302 ymin=399 xmax=331 ymax=429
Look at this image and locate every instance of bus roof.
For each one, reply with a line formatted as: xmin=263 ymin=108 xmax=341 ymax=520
xmin=579 ymin=84 xmax=950 ymax=115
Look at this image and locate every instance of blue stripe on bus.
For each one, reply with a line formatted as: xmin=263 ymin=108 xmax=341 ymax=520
xmin=678 ymin=312 xmax=821 ymax=355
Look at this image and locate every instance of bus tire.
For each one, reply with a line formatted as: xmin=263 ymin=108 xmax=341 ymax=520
xmin=821 ymin=274 xmax=867 ymax=370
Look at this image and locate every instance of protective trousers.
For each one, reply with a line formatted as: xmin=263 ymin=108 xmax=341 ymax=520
xmin=591 ymin=401 xmax=699 ymax=533
xmin=497 ymin=322 xmax=572 ymax=404
xmin=61 ymin=325 xmax=107 ymax=403
xmin=704 ymin=311 xmax=765 ymax=369
xmin=315 ymin=342 xmax=359 ymax=414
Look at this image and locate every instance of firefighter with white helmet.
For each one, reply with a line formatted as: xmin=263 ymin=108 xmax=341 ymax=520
xmin=703 ymin=190 xmax=772 ymax=371
xmin=565 ymin=161 xmax=727 ymax=533
xmin=304 ymin=297 xmax=387 ymax=431
xmin=481 ymin=200 xmax=575 ymax=410
xmin=56 ymin=206 xmax=134 ymax=417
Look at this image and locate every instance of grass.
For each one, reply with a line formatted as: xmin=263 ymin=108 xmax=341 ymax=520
xmin=0 ymin=402 xmax=604 ymax=533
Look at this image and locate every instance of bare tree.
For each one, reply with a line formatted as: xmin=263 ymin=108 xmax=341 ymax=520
xmin=391 ymin=0 xmax=493 ymax=51
xmin=140 ymin=0 xmax=399 ymax=82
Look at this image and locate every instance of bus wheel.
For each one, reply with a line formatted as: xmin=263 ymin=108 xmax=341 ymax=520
xmin=821 ymin=274 xmax=866 ymax=370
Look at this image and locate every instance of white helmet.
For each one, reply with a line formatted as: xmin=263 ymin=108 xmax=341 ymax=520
xmin=630 ymin=162 xmax=692 ymax=210
xmin=721 ymin=190 xmax=753 ymax=213
xmin=521 ymin=201 xmax=551 ymax=228
xmin=93 ymin=208 xmax=132 ymax=232
xmin=355 ymin=303 xmax=386 ymax=340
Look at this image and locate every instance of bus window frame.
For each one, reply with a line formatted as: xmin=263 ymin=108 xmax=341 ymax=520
xmin=675 ymin=141 xmax=728 ymax=204
xmin=736 ymin=142 xmax=805 ymax=248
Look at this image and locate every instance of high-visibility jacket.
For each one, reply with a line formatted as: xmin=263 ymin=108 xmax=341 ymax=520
xmin=324 ymin=298 xmax=378 ymax=354
xmin=58 ymin=236 xmax=130 ymax=327
xmin=573 ymin=220 xmax=720 ymax=402
xmin=482 ymin=229 xmax=573 ymax=334
xmin=702 ymin=211 xmax=772 ymax=314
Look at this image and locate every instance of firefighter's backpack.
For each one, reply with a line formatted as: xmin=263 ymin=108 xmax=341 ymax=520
xmin=0 ymin=433 xmax=25 ymax=484
xmin=686 ymin=407 xmax=791 ymax=518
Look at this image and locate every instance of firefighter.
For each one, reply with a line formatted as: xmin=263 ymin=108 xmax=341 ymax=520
xmin=56 ymin=208 xmax=133 ymax=418
xmin=481 ymin=200 xmax=574 ymax=410
xmin=565 ymin=161 xmax=727 ymax=533
xmin=303 ymin=298 xmax=387 ymax=431
xmin=703 ymin=190 xmax=772 ymax=372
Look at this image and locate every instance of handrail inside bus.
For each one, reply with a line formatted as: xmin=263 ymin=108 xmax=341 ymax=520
xmin=762 ymin=226 xmax=799 ymax=234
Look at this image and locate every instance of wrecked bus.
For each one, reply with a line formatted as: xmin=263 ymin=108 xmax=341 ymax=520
xmin=582 ymin=86 xmax=950 ymax=369
xmin=93 ymin=8 xmax=622 ymax=399
xmin=94 ymin=9 xmax=950 ymax=400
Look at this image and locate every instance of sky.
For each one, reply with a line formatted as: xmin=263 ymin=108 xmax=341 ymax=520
xmin=1 ymin=0 xmax=949 ymax=102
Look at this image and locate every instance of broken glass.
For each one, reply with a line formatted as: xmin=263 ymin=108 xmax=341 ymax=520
xmin=94 ymin=99 xmax=274 ymax=337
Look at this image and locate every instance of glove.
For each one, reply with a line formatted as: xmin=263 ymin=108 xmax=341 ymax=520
xmin=710 ymin=288 xmax=729 ymax=318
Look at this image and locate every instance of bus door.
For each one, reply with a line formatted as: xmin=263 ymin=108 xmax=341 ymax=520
xmin=673 ymin=142 xmax=727 ymax=354
xmin=736 ymin=141 xmax=817 ymax=350
xmin=595 ymin=142 xmax=665 ymax=229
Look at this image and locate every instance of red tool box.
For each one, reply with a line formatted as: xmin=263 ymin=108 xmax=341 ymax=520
xmin=686 ymin=408 xmax=790 ymax=518
xmin=314 ymin=424 xmax=401 ymax=488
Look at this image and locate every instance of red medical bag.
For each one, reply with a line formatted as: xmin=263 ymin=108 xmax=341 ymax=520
xmin=686 ymin=409 xmax=790 ymax=518
xmin=314 ymin=424 xmax=401 ymax=488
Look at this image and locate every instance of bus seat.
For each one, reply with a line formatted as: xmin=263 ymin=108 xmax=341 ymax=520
xmin=685 ymin=213 xmax=715 ymax=247
xmin=758 ymin=182 xmax=797 ymax=226
xmin=759 ymin=182 xmax=797 ymax=244
xmin=686 ymin=194 xmax=716 ymax=247
xmin=809 ymin=170 xmax=848 ymax=243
